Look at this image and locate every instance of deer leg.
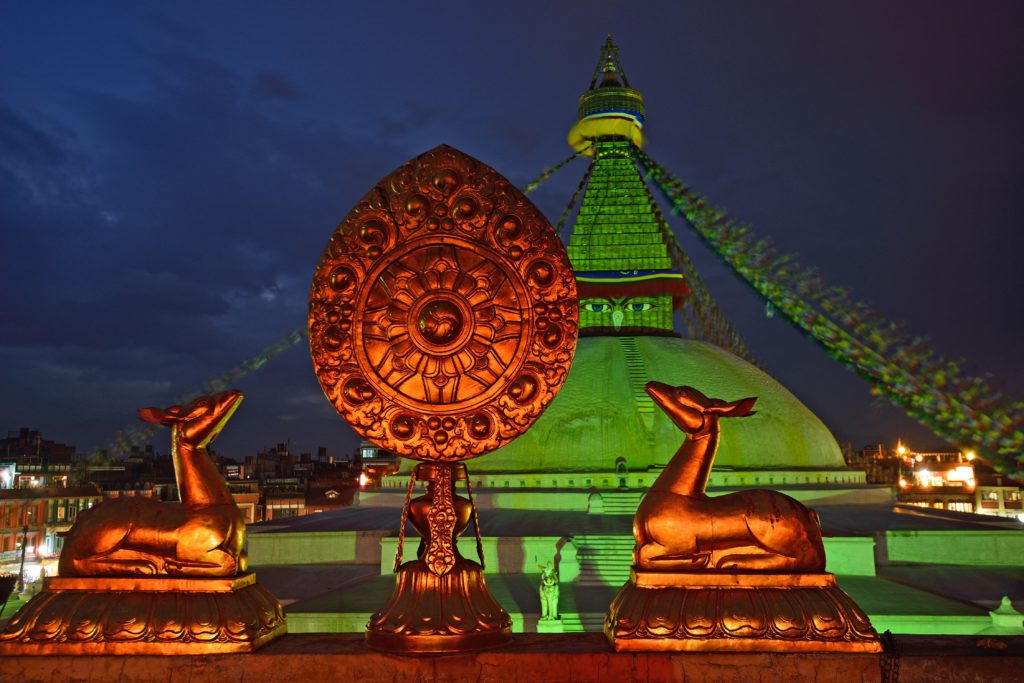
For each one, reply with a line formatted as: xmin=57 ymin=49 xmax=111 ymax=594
xmin=67 ymin=549 xmax=161 ymax=576
xmin=715 ymin=552 xmax=804 ymax=571
xmin=637 ymin=541 xmax=711 ymax=570
xmin=164 ymin=549 xmax=238 ymax=577
xmin=168 ymin=522 xmax=239 ymax=577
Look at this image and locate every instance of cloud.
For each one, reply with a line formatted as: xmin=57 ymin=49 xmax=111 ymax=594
xmin=375 ymin=104 xmax=433 ymax=139
xmin=0 ymin=45 xmax=399 ymax=455
xmin=0 ymin=104 xmax=96 ymax=207
xmin=252 ymin=70 xmax=302 ymax=102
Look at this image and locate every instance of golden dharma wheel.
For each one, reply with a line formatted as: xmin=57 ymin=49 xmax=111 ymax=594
xmin=309 ymin=145 xmax=578 ymax=462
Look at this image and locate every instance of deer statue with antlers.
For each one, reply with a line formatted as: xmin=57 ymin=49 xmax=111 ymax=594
xmin=59 ymin=390 xmax=248 ymax=577
xmin=634 ymin=381 xmax=826 ymax=572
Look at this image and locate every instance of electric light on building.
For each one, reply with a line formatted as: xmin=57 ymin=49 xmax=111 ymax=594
xmin=915 ymin=469 xmax=932 ymax=487
xmin=947 ymin=466 xmax=975 ymax=484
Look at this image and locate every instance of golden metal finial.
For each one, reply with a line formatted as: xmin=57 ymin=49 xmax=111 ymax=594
xmin=589 ymin=34 xmax=629 ymax=89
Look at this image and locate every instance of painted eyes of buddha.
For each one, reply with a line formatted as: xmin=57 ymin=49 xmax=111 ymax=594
xmin=583 ymin=298 xmax=658 ymax=330
xmin=586 ymin=302 xmax=653 ymax=313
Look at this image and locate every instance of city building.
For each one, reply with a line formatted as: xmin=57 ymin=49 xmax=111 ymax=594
xmin=0 ymin=428 xmax=76 ymax=488
xmin=843 ymin=442 xmax=901 ymax=485
xmin=897 ymin=446 xmax=1023 ymax=518
xmin=357 ymin=440 xmax=400 ymax=486
xmin=0 ymin=486 xmax=102 ymax=583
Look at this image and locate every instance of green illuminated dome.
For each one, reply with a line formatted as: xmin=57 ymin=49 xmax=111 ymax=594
xmin=479 ymin=335 xmax=845 ymax=473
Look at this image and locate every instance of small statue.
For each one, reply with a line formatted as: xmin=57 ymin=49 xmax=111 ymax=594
xmin=538 ymin=560 xmax=559 ymax=620
xmin=59 ymin=390 xmax=248 ymax=577
xmin=634 ymin=382 xmax=825 ymax=572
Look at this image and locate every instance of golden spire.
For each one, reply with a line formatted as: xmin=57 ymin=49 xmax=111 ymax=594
xmin=570 ymin=36 xmax=645 ymax=153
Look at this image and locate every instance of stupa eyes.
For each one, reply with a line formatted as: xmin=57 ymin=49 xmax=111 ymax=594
xmin=584 ymin=300 xmax=653 ymax=313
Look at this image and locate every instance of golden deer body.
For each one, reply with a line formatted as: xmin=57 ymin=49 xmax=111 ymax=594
xmin=59 ymin=391 xmax=247 ymax=577
xmin=634 ymin=382 xmax=826 ymax=572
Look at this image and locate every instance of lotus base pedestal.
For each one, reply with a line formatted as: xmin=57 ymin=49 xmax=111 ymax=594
xmin=366 ymin=557 xmax=512 ymax=653
xmin=0 ymin=572 xmax=286 ymax=655
xmin=605 ymin=569 xmax=882 ymax=653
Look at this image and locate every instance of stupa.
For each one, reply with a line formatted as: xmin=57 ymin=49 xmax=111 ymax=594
xmin=395 ymin=37 xmax=855 ymax=486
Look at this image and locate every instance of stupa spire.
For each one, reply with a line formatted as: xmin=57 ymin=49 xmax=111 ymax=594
xmin=566 ymin=38 xmax=688 ymax=335
xmin=569 ymin=35 xmax=645 ymax=154
xmin=590 ymin=35 xmax=630 ymax=89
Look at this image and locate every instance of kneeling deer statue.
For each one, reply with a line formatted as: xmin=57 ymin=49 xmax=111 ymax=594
xmin=59 ymin=390 xmax=247 ymax=577
xmin=634 ymin=382 xmax=826 ymax=572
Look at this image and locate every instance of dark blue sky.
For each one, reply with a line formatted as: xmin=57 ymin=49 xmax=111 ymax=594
xmin=2 ymin=2 xmax=1022 ymax=460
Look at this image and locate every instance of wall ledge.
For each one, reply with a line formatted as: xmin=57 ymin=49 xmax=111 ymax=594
xmin=2 ymin=633 xmax=1023 ymax=682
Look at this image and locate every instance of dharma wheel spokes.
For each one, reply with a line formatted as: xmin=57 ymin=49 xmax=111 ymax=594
xmin=309 ymin=144 xmax=578 ymax=652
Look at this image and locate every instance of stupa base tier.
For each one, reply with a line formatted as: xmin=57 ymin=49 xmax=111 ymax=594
xmin=366 ymin=558 xmax=512 ymax=653
xmin=0 ymin=572 xmax=286 ymax=655
xmin=605 ymin=570 xmax=882 ymax=653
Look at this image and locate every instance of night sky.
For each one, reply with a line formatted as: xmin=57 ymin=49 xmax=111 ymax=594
xmin=2 ymin=2 xmax=1022 ymax=461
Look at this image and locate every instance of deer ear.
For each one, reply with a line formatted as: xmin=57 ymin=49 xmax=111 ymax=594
xmin=730 ymin=397 xmax=758 ymax=417
xmin=714 ymin=396 xmax=758 ymax=418
xmin=138 ymin=407 xmax=165 ymax=424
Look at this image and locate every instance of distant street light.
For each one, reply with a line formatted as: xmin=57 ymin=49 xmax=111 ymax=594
xmin=16 ymin=501 xmax=34 ymax=592
xmin=16 ymin=523 xmax=28 ymax=593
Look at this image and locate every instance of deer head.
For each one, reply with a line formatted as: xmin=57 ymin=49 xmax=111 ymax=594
xmin=138 ymin=390 xmax=244 ymax=447
xmin=645 ymin=381 xmax=757 ymax=435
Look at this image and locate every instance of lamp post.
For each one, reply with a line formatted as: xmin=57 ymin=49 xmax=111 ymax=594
xmin=16 ymin=523 xmax=28 ymax=593
xmin=16 ymin=502 xmax=33 ymax=593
